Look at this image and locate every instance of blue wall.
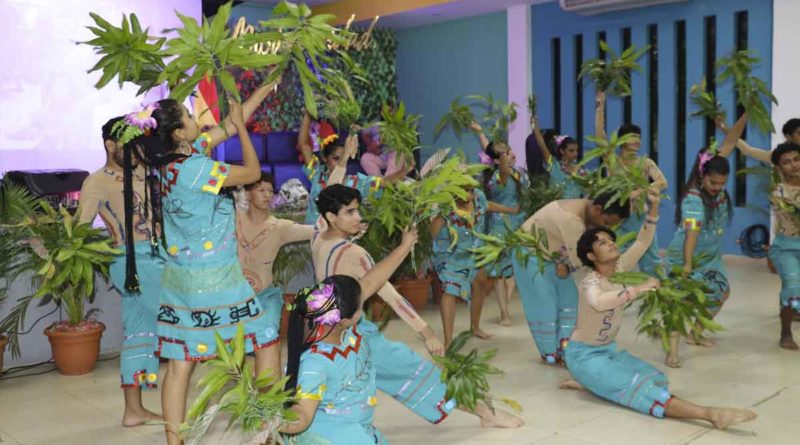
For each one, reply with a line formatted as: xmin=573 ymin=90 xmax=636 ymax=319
xmin=230 ymin=1 xmax=273 ymax=24
xmin=532 ymin=0 xmax=773 ymax=254
xmin=396 ymin=12 xmax=508 ymax=163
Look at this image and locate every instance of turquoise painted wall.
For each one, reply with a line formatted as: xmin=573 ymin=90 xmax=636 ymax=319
xmin=396 ymin=12 xmax=508 ymax=162
xmin=230 ymin=1 xmax=273 ymax=25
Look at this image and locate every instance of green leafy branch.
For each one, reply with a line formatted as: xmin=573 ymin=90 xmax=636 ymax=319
xmin=578 ymin=41 xmax=650 ymax=97
xmin=182 ymin=324 xmax=296 ymax=445
xmin=609 ymin=258 xmax=722 ymax=353
xmin=690 ymin=78 xmax=726 ymax=122
xmin=518 ymin=179 xmax=562 ymax=219
xmin=527 ymin=94 xmax=538 ymax=117
xmin=716 ymin=49 xmax=778 ymax=135
xmin=434 ymin=98 xmax=476 ymax=140
xmin=470 ymin=223 xmax=560 ymax=273
xmin=433 ymin=331 xmax=520 ymax=414
xmin=81 ymin=12 xmax=167 ymax=95
xmin=465 ymin=93 xmax=519 ymax=142
xmin=375 ymin=102 xmax=421 ymax=166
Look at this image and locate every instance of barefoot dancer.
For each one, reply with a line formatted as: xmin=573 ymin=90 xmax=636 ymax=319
xmin=663 ymin=114 xmax=747 ymax=366
xmin=236 ymin=172 xmax=315 ymax=377
xmin=512 ymin=194 xmax=631 ymax=365
xmin=471 ymin=121 xmax=529 ymax=326
xmin=77 ymin=116 xmax=162 ymax=427
xmin=312 ymin=185 xmax=523 ymax=429
xmin=430 ymin=184 xmax=518 ymax=346
xmin=561 ymin=189 xmax=757 ymax=430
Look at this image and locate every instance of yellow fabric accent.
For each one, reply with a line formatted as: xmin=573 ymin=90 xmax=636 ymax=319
xmin=370 ymin=177 xmax=382 ymax=192
xmin=196 ymin=343 xmax=208 ymax=354
xmin=683 ymin=218 xmax=702 ymax=232
xmin=147 ymin=373 xmax=158 ymax=383
xmin=321 ymin=134 xmax=339 ymax=147
xmin=297 ymin=384 xmax=327 ymax=401
xmin=201 ymin=161 xmax=227 ymax=194
xmin=368 ymin=396 xmax=377 ymax=406
xmin=203 ymin=240 xmax=214 ymax=250
xmin=168 ymin=245 xmax=179 ymax=256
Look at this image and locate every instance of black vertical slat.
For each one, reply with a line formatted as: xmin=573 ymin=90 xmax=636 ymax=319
xmin=676 ymin=20 xmax=687 ymax=197
xmin=735 ymin=10 xmax=749 ymax=207
xmin=704 ymin=15 xmax=717 ymax=143
xmin=575 ymin=34 xmax=584 ymax=157
xmin=552 ymin=37 xmax=562 ymax=133
xmin=622 ymin=27 xmax=633 ymax=124
xmin=648 ymin=24 xmax=659 ymax=163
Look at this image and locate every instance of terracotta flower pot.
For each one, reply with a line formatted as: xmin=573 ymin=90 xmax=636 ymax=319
xmin=44 ymin=322 xmax=105 ymax=375
xmin=365 ymin=295 xmax=392 ymax=322
xmin=280 ymin=293 xmax=296 ymax=339
xmin=393 ymin=276 xmax=432 ymax=311
xmin=0 ymin=334 xmax=8 ymax=373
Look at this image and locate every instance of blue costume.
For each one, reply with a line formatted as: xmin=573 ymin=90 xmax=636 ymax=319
xmin=303 ymin=155 xmax=382 ymax=224
xmin=432 ymin=189 xmax=488 ymax=301
xmin=546 ymin=158 xmax=586 ymax=199
xmin=665 ymin=189 xmax=730 ymax=308
xmin=486 ymin=168 xmax=529 ymax=278
xmin=315 ymin=237 xmax=456 ymax=424
xmin=768 ymin=182 xmax=800 ymax=313
xmin=511 ymin=200 xmax=582 ymax=363
xmin=291 ymin=325 xmax=386 ymax=445
xmin=566 ymin=216 xmax=674 ymax=418
xmin=110 ymin=242 xmax=164 ymax=387
xmin=157 ymin=134 xmax=276 ymax=360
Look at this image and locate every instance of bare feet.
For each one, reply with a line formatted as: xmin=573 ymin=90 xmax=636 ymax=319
xmin=709 ymin=407 xmax=757 ymax=430
xmin=687 ymin=335 xmax=717 ymax=347
xmin=478 ymin=408 xmax=525 ymax=429
xmin=779 ymin=332 xmax=800 ymax=351
xmin=665 ymin=351 xmax=682 ymax=368
xmin=122 ymin=408 xmax=162 ymax=427
xmin=472 ymin=328 xmax=495 ymax=341
xmin=559 ymin=379 xmax=584 ymax=390
xmin=498 ymin=317 xmax=512 ymax=327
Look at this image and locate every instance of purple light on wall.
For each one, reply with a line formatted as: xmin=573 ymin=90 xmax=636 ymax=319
xmin=0 ymin=0 xmax=201 ymax=175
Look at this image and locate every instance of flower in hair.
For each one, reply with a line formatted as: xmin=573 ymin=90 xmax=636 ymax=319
xmin=306 ymin=283 xmax=335 ymax=311
xmin=555 ymin=134 xmax=570 ymax=147
xmin=124 ymin=103 xmax=159 ymax=132
xmin=315 ymin=309 xmax=341 ymax=326
xmin=698 ymin=151 xmax=715 ymax=174
xmin=478 ymin=151 xmax=493 ymax=165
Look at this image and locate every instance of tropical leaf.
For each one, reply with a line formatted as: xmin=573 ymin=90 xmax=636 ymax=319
xmin=375 ymin=101 xmax=420 ymax=166
xmin=690 ymin=78 xmax=726 ymax=122
xmin=466 ymin=93 xmax=518 ymax=142
xmin=715 ymin=49 xmax=778 ymax=135
xmin=578 ymin=41 xmax=650 ymax=97
xmin=434 ymin=98 xmax=476 ymax=140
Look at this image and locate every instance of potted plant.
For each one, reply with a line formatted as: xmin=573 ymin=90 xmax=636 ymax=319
xmin=0 ymin=185 xmax=119 ymax=375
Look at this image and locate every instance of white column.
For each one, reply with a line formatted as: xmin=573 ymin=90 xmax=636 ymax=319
xmin=771 ymin=0 xmax=800 ymax=148
xmin=507 ymin=4 xmax=532 ymax=167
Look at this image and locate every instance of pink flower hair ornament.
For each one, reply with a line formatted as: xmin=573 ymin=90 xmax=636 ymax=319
xmin=478 ymin=151 xmax=493 ymax=165
xmin=112 ymin=103 xmax=161 ymax=145
xmin=697 ymin=151 xmax=715 ymax=174
xmin=305 ymin=283 xmax=341 ymax=325
xmin=555 ymin=134 xmax=570 ymax=147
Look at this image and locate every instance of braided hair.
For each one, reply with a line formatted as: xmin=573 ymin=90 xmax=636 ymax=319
xmin=286 ymin=275 xmax=362 ymax=390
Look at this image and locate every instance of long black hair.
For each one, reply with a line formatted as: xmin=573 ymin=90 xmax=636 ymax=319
xmin=482 ymin=141 xmax=522 ymax=200
xmin=674 ymin=149 xmax=732 ymax=226
xmin=121 ymin=99 xmax=196 ymax=292
xmin=286 ymin=275 xmax=362 ymax=390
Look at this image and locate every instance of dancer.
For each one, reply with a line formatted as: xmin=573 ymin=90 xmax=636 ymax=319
xmin=663 ymin=113 xmax=747 ymax=367
xmin=138 ymin=98 xmax=276 ymax=445
xmin=595 ymin=91 xmax=666 ymax=276
xmin=77 ymin=116 xmax=162 ymax=427
xmin=560 ymin=190 xmax=757 ymax=430
xmin=313 ymin=184 xmax=522 ymax=428
xmin=281 ymin=227 xmax=417 ymax=444
xmin=528 ymin=117 xmax=587 ymax=199
xmin=236 ymin=172 xmax=315 ymax=376
xmin=719 ymin=117 xmax=800 ymax=349
xmin=430 ymin=184 xmax=518 ymax=346
xmin=469 ymin=121 xmax=530 ymax=326
xmin=298 ymin=112 xmax=408 ymax=224
xmin=512 ymin=193 xmax=631 ymax=365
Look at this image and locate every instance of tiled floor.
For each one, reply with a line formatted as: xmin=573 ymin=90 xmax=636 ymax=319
xmin=1 ymin=256 xmax=799 ymax=444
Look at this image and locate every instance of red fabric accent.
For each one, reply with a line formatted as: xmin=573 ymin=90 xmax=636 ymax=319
xmin=198 ymin=75 xmax=220 ymax=124
xmin=432 ymin=398 xmax=451 ymax=425
xmin=317 ymin=121 xmax=337 ymax=141
xmin=310 ymin=325 xmax=363 ymax=362
xmin=155 ymin=332 xmax=278 ymax=362
xmin=209 ymin=179 xmax=217 ymax=186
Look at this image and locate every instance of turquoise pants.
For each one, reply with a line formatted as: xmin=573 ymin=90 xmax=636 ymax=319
xmin=566 ymin=341 xmax=673 ymax=418
xmin=109 ymin=241 xmax=164 ymax=388
xmin=769 ymin=235 xmax=800 ymax=312
xmin=511 ymin=253 xmax=578 ymax=362
xmin=359 ymin=319 xmax=457 ymax=424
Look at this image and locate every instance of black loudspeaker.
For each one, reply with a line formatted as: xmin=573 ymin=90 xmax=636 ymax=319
xmin=4 ymin=169 xmax=89 ymax=211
